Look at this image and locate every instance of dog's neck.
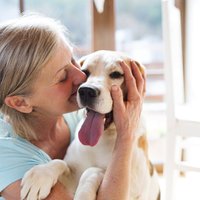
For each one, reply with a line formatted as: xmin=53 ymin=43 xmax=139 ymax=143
xmin=104 ymin=122 xmax=116 ymax=135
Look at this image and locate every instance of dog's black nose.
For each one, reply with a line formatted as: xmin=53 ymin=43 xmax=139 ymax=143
xmin=78 ymin=87 xmax=100 ymax=105
xmin=79 ymin=87 xmax=100 ymax=98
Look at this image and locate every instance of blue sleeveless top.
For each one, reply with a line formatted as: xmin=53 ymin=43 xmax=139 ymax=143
xmin=0 ymin=109 xmax=85 ymax=198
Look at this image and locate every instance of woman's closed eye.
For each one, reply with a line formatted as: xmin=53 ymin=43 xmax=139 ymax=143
xmin=59 ymin=70 xmax=68 ymax=83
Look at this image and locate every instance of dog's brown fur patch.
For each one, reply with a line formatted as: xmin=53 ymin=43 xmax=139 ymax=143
xmin=138 ymin=135 xmax=154 ymax=176
xmin=138 ymin=135 xmax=148 ymax=158
xmin=149 ymin=161 xmax=154 ymax=176
xmin=157 ymin=190 xmax=161 ymax=200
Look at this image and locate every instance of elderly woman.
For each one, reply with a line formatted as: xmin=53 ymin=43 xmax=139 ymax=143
xmin=0 ymin=14 xmax=144 ymax=200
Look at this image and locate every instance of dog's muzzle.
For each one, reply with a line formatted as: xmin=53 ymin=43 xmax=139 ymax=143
xmin=78 ymin=86 xmax=100 ymax=108
xmin=77 ymin=86 xmax=113 ymax=147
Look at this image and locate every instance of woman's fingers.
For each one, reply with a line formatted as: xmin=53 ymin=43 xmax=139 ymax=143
xmin=111 ymin=60 xmax=145 ymax=140
xmin=130 ymin=61 xmax=145 ymax=95
xmin=120 ymin=61 xmax=137 ymax=101
xmin=120 ymin=61 xmax=145 ymax=101
xmin=111 ymin=85 xmax=124 ymax=113
xmin=112 ymin=59 xmax=145 ymax=109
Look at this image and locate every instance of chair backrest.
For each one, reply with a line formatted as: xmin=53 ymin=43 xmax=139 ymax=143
xmin=162 ymin=0 xmax=184 ymax=129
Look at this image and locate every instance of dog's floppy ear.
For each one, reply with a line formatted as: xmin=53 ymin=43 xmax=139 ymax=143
xmin=134 ymin=60 xmax=146 ymax=94
xmin=78 ymin=55 xmax=88 ymax=67
xmin=124 ymin=59 xmax=146 ymax=94
xmin=134 ymin=61 xmax=146 ymax=76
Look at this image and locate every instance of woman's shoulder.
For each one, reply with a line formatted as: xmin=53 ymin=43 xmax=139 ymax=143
xmin=0 ymin=115 xmax=51 ymax=165
xmin=0 ymin=114 xmax=51 ymax=193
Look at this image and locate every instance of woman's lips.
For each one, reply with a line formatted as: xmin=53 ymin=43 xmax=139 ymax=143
xmin=69 ymin=91 xmax=77 ymax=102
xmin=71 ymin=91 xmax=77 ymax=97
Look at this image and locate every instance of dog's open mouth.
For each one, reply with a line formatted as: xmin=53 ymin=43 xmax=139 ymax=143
xmin=78 ymin=109 xmax=113 ymax=146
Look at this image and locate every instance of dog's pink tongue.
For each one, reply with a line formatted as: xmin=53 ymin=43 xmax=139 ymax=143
xmin=78 ymin=110 xmax=104 ymax=146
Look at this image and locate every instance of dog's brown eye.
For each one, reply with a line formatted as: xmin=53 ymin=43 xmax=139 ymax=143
xmin=82 ymin=69 xmax=90 ymax=78
xmin=109 ymin=71 xmax=123 ymax=79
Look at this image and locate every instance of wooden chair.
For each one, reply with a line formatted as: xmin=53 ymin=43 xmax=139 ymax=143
xmin=162 ymin=0 xmax=200 ymax=199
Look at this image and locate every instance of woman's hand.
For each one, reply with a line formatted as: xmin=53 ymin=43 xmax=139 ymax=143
xmin=111 ymin=60 xmax=146 ymax=143
xmin=97 ymin=61 xmax=146 ymax=200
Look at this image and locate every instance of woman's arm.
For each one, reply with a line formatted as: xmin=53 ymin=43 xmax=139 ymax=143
xmin=1 ymin=180 xmax=73 ymax=200
xmin=97 ymin=60 xmax=145 ymax=200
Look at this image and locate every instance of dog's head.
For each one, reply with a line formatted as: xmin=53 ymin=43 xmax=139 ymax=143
xmin=77 ymin=50 xmax=145 ymax=146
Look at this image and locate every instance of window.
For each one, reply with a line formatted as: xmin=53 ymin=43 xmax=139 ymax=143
xmin=0 ymin=0 xmax=92 ymax=58
xmin=115 ymin=0 xmax=164 ymax=102
xmin=24 ymin=0 xmax=91 ymax=58
xmin=0 ymin=0 xmax=19 ymax=21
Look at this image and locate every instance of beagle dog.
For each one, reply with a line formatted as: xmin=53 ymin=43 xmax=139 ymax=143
xmin=21 ymin=50 xmax=160 ymax=200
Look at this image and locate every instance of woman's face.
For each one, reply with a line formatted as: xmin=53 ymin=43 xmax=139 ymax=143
xmin=29 ymin=42 xmax=86 ymax=117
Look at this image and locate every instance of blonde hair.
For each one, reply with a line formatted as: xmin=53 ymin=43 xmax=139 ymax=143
xmin=0 ymin=14 xmax=70 ymax=140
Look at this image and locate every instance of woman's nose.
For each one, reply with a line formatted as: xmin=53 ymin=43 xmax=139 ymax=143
xmin=72 ymin=67 xmax=87 ymax=85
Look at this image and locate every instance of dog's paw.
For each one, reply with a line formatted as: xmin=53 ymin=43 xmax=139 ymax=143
xmin=21 ymin=160 xmax=67 ymax=200
xmin=74 ymin=167 xmax=104 ymax=200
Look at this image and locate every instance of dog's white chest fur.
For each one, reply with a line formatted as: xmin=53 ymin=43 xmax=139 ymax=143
xmin=63 ymin=115 xmax=159 ymax=200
